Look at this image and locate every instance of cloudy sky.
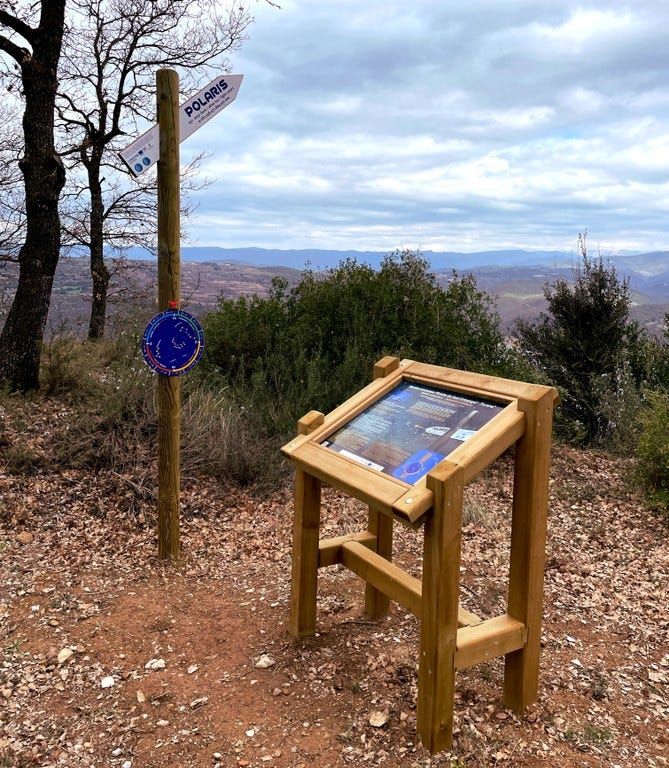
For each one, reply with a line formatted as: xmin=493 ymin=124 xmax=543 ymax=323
xmin=183 ymin=0 xmax=669 ymax=255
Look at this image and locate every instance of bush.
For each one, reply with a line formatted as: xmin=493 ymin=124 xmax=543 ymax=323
xmin=180 ymin=385 xmax=288 ymax=489
xmin=636 ymin=391 xmax=669 ymax=515
xmin=202 ymin=250 xmax=511 ymax=439
xmin=44 ymin=330 xmax=158 ymax=471
xmin=515 ymin=234 xmax=645 ymax=446
xmin=32 ymin=329 xmax=282 ymax=488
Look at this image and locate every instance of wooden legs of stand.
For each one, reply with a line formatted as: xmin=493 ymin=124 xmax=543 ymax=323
xmin=287 ymin=394 xmax=554 ymax=753
xmin=289 ymin=468 xmax=321 ymax=638
xmin=365 ymin=508 xmax=393 ymax=619
xmin=418 ymin=462 xmax=464 ymax=753
xmin=290 ymin=410 xmax=326 ymax=638
xmin=290 ymin=492 xmax=394 ymax=636
xmin=504 ymin=391 xmax=554 ymax=711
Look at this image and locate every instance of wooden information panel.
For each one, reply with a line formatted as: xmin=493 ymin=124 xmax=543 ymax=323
xmin=322 ymin=381 xmax=504 ymax=483
xmin=281 ymin=357 xmax=559 ymax=753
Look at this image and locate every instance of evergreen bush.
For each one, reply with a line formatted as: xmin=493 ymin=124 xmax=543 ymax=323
xmin=636 ymin=390 xmax=669 ymax=515
xmin=201 ymin=250 xmax=511 ymax=438
xmin=515 ymin=234 xmax=647 ymax=446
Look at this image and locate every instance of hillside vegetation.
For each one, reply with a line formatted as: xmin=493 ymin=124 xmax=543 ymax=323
xmin=1 ymin=248 xmax=667 ymax=509
xmin=1 ymin=249 xmax=668 ymax=767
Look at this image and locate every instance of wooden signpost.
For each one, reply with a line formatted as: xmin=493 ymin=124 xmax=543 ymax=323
xmin=122 ymin=68 xmax=243 ymax=559
xmin=281 ymin=356 xmax=559 ymax=753
xmin=156 ymin=69 xmax=181 ymax=560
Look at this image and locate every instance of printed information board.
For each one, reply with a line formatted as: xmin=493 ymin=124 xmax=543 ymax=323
xmin=119 ymin=73 xmax=243 ymax=177
xmin=321 ymin=381 xmax=504 ymax=484
xmin=142 ymin=309 xmax=205 ymax=376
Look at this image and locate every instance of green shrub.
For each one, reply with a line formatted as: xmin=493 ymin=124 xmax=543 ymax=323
xmin=1 ymin=443 xmax=46 ymax=475
xmin=47 ymin=331 xmax=157 ymax=471
xmin=40 ymin=336 xmax=101 ymax=397
xmin=515 ymin=234 xmax=646 ymax=446
xmin=36 ymin=330 xmax=282 ymax=488
xmin=636 ymin=391 xmax=669 ymax=515
xmin=202 ymin=250 xmax=511 ymax=440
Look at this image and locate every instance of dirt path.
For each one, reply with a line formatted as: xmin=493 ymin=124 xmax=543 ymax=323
xmin=1 ymin=446 xmax=668 ymax=767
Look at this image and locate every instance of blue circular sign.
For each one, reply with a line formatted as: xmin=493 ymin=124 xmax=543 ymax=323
xmin=142 ymin=309 xmax=205 ymax=376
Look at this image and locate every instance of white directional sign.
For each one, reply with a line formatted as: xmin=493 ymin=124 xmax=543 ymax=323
xmin=119 ymin=73 xmax=243 ymax=177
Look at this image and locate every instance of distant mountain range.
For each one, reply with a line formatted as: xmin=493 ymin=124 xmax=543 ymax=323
xmin=125 ymin=245 xmax=669 ymax=302
xmin=1 ymin=246 xmax=666 ymax=338
xmin=126 ymin=246 xmax=666 ymax=335
xmin=159 ymin=245 xmax=669 ymax=277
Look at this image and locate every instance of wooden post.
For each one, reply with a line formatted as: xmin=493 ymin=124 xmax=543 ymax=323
xmin=503 ymin=388 xmax=555 ymax=710
xmin=365 ymin=357 xmax=398 ymax=619
xmin=156 ymin=69 xmax=181 ymax=560
xmin=289 ymin=411 xmax=325 ymax=637
xmin=364 ymin=508 xmax=392 ymax=618
xmin=418 ymin=461 xmax=464 ymax=752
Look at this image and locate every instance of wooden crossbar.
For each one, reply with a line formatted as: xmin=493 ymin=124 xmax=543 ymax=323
xmin=455 ymin=614 xmax=527 ymax=670
xmin=341 ymin=541 xmax=423 ymax=616
xmin=320 ymin=537 xmax=482 ymax=628
xmin=318 ymin=532 xmax=376 ymax=567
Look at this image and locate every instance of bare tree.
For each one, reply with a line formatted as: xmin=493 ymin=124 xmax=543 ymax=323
xmin=0 ymin=101 xmax=25 ymax=262
xmin=57 ymin=0 xmax=254 ymax=340
xmin=0 ymin=0 xmax=67 ymax=391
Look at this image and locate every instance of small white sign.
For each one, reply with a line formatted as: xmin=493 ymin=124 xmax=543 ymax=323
xmin=119 ymin=73 xmax=243 ymax=177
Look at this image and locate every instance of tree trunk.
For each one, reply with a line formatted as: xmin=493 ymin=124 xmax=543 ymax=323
xmin=88 ymin=254 xmax=111 ymax=340
xmin=0 ymin=0 xmax=67 ymax=390
xmin=87 ymin=155 xmax=110 ymax=341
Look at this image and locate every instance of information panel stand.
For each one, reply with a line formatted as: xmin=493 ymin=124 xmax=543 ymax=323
xmin=281 ymin=357 xmax=559 ymax=753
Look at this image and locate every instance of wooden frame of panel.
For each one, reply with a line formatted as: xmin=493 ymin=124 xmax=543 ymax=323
xmin=281 ymin=357 xmax=558 ymax=753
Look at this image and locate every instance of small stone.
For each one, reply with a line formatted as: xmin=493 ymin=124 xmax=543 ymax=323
xmin=16 ymin=532 xmax=34 ymax=544
xmin=136 ymin=690 xmax=146 ymax=703
xmin=369 ymin=710 xmax=389 ymax=728
xmin=187 ymin=664 xmax=199 ymax=674
xmin=57 ymin=647 xmax=74 ymax=665
xmin=156 ymin=719 xmax=169 ymax=727
xmin=254 ymin=654 xmax=276 ymax=669
xmin=100 ymin=676 xmax=115 ymax=689
xmin=144 ymin=658 xmax=166 ymax=671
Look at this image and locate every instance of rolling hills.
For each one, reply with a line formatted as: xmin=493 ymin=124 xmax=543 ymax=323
xmin=0 ymin=248 xmax=667 ymax=336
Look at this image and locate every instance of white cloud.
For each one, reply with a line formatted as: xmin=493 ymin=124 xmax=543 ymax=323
xmin=176 ymin=0 xmax=669 ymax=254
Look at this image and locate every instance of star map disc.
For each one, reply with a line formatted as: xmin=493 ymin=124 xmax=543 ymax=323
xmin=142 ymin=309 xmax=205 ymax=376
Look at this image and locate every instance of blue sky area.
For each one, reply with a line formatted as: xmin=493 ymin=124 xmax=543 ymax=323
xmin=178 ymin=1 xmax=669 ymax=257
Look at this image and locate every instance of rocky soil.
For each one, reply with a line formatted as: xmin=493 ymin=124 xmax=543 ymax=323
xmin=1 ymin=400 xmax=668 ymax=767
